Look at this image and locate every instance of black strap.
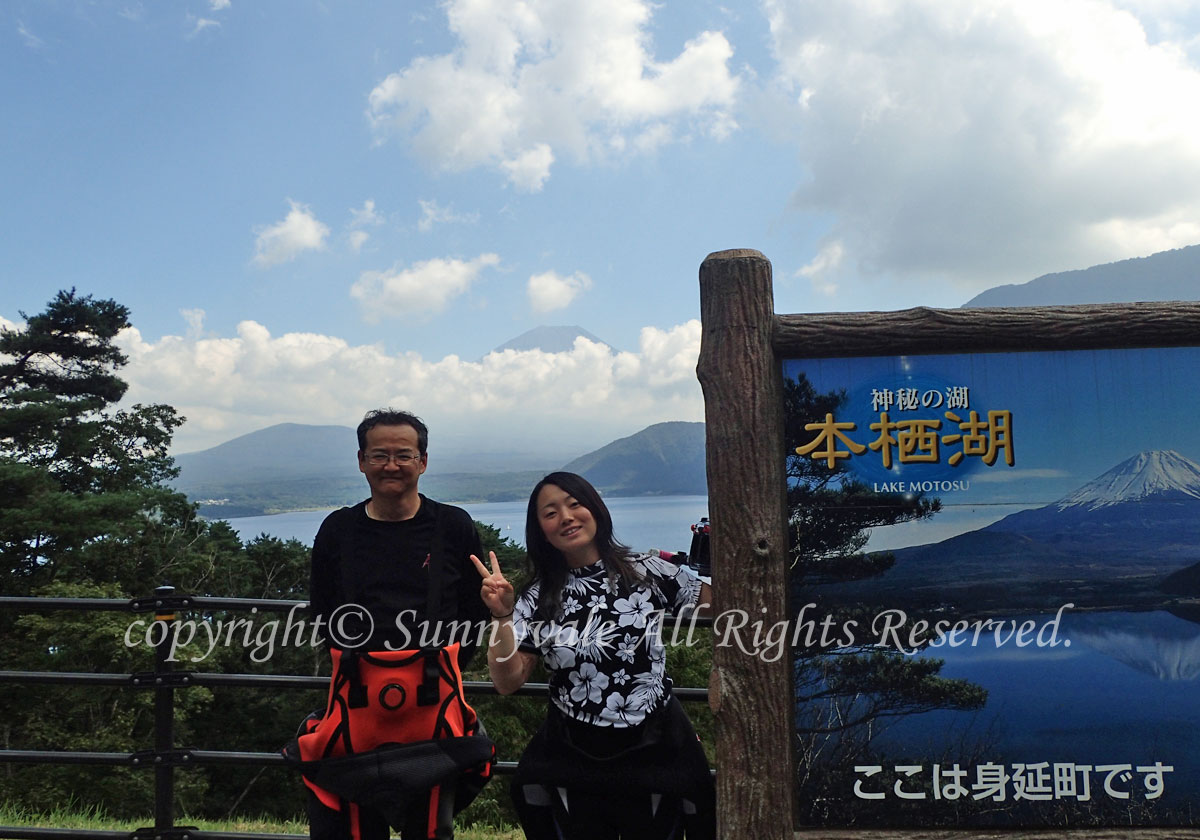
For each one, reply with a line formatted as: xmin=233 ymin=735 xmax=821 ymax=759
xmin=418 ymin=650 xmax=442 ymax=707
xmin=424 ymin=499 xmax=445 ymax=622
xmin=343 ymin=651 xmax=368 ymax=709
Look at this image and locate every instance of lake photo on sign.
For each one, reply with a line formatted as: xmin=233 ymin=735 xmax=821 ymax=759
xmin=783 ymin=347 xmax=1200 ymax=828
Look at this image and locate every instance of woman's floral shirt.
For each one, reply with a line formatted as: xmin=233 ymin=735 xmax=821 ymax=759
xmin=513 ymin=552 xmax=702 ymax=727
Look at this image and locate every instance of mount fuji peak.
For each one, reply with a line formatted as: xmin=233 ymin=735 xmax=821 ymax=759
xmin=865 ymin=449 xmax=1200 ymax=606
xmin=1053 ymin=450 xmax=1200 ymax=511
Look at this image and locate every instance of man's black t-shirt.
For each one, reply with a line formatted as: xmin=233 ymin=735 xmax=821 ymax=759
xmin=309 ymin=496 xmax=487 ymax=655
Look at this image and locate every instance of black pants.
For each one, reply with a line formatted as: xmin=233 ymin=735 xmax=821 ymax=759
xmin=512 ymin=779 xmax=687 ymax=840
xmin=511 ymin=699 xmax=714 ymax=840
xmin=306 ymin=786 xmax=455 ymax=840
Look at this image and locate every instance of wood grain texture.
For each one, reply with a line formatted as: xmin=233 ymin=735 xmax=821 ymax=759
xmin=775 ymin=301 xmax=1200 ymax=359
xmin=698 ymin=249 xmax=794 ymax=839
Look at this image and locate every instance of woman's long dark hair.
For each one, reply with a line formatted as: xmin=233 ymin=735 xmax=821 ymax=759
xmin=524 ymin=471 xmax=642 ymax=620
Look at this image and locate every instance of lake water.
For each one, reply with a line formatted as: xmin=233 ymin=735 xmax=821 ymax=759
xmin=225 ymin=494 xmax=711 ymax=555
xmin=860 ymin=608 xmax=1200 ymax=819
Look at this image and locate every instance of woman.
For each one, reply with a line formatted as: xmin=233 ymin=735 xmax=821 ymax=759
xmin=472 ymin=471 xmax=715 ymax=839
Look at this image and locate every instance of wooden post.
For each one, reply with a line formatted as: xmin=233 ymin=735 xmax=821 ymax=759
xmin=697 ymin=249 xmax=794 ymax=839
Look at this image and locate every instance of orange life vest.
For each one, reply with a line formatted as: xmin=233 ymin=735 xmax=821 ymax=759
xmin=288 ymin=643 xmax=494 ymax=837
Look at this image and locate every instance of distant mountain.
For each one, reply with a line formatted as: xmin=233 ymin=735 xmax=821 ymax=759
xmin=1051 ymin=450 xmax=1200 ymax=509
xmin=173 ymin=419 xmax=705 ymax=517
xmin=171 ymin=424 xmax=362 ymax=516
xmin=829 ymin=450 xmax=1200 ymax=610
xmin=986 ymin=450 xmax=1200 ymax=542
xmin=172 ymin=422 xmax=560 ymax=516
xmin=963 ymin=244 xmax=1200 ymax=307
xmin=173 ymin=423 xmax=356 ymax=488
xmin=563 ymin=421 xmax=706 ymax=496
xmin=491 ymin=325 xmax=612 ymax=354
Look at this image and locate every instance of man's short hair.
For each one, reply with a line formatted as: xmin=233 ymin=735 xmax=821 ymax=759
xmin=356 ymin=409 xmax=429 ymax=454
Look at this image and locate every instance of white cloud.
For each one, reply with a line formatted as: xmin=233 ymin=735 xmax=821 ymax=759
xmin=114 ymin=318 xmax=704 ymax=454
xmin=797 ymin=240 xmax=844 ymax=297
xmin=17 ymin=21 xmax=44 ymax=48
xmin=970 ymin=468 xmax=1073 ymax=484
xmin=350 ymin=199 xmax=381 ymax=228
xmin=527 ymin=270 xmax=592 ymax=313
xmin=188 ymin=17 xmax=220 ymax=37
xmin=500 ymin=144 xmax=555 ymax=193
xmin=210 ymin=0 xmax=231 ymax=10
xmin=763 ymin=0 xmax=1200 ymax=291
xmin=347 ymin=199 xmax=382 ymax=251
xmin=180 ymin=308 xmax=206 ymax=339
xmin=417 ymin=199 xmax=479 ymax=233
xmin=367 ymin=0 xmax=741 ymax=190
xmin=634 ymin=321 xmax=703 ymax=387
xmin=351 ymin=253 xmax=501 ymax=320
xmin=252 ymin=200 xmax=330 ymax=267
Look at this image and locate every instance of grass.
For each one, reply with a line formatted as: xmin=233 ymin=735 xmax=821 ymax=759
xmin=0 ymin=802 xmax=520 ymax=838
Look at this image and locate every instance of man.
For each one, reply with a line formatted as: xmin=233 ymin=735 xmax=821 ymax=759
xmin=298 ymin=409 xmax=492 ymax=840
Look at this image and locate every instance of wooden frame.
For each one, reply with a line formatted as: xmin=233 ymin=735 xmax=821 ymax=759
xmin=697 ymin=248 xmax=1200 ymax=839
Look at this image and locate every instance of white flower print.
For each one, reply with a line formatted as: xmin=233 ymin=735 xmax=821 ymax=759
xmin=611 ymin=668 xmax=630 ymax=686
xmin=639 ymin=552 xmax=703 ymax=611
xmin=639 ymin=552 xmax=679 ymax=579
xmin=614 ymin=589 xmax=654 ymax=629
xmin=568 ymin=662 xmax=610 ymax=705
xmin=604 ymin=691 xmax=636 ymax=724
xmin=564 ymin=573 xmax=591 ymax=595
xmin=586 ymin=592 xmax=607 ymax=611
xmin=674 ymin=574 xmax=701 ymax=612
xmin=616 ymin=633 xmax=639 ymax=663
xmin=628 ymin=671 xmax=662 ymax=711
xmin=545 ymin=642 xmax=577 ymax=671
xmin=562 ymin=596 xmax=581 ymax=616
xmin=576 ymin=611 xmax=618 ymax=662
xmin=647 ymin=635 xmax=667 ymax=666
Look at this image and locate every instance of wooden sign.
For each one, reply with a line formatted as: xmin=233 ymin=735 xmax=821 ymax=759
xmin=698 ymin=248 xmax=1200 ymax=839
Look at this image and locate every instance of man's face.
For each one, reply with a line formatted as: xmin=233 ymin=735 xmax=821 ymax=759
xmin=358 ymin=423 xmax=427 ymax=501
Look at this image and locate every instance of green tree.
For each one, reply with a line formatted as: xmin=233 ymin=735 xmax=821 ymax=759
xmin=0 ymin=289 xmax=183 ymax=593
xmin=0 ymin=291 xmax=308 ymax=817
xmin=0 ymin=291 xmax=207 ymax=815
xmin=785 ymin=372 xmax=986 ymax=823
xmin=785 ymin=374 xmax=942 ymax=575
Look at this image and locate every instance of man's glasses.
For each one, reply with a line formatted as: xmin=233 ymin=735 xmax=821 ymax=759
xmin=364 ymin=452 xmax=423 ymax=466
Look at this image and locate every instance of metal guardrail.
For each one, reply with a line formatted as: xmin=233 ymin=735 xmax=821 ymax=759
xmin=0 ymin=587 xmax=712 ymax=840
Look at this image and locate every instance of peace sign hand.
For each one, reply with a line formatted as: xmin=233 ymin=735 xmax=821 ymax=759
xmin=471 ymin=551 xmax=515 ymax=619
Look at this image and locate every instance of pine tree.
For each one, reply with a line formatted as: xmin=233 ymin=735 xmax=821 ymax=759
xmin=0 ymin=289 xmax=183 ymax=593
xmin=785 ymin=372 xmax=987 ymax=823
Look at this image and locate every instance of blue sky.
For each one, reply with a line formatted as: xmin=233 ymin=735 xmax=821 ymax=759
xmin=6 ymin=0 xmax=1200 ymax=457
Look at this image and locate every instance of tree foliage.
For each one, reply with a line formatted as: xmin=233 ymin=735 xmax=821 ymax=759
xmin=0 ymin=290 xmax=183 ymax=593
xmin=0 ymin=291 xmax=317 ymax=817
xmin=785 ymin=374 xmax=942 ymax=575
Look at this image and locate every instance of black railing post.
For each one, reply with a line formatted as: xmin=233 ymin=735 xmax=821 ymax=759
xmin=151 ymin=584 xmax=177 ymax=833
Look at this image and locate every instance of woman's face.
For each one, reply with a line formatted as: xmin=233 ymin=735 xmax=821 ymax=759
xmin=536 ymin=483 xmax=599 ymax=564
